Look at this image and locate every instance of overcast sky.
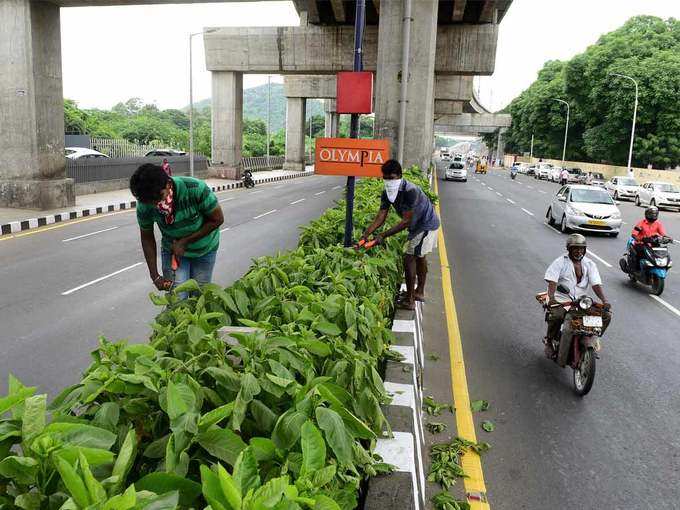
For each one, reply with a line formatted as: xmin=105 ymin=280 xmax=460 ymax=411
xmin=60 ymin=0 xmax=680 ymax=112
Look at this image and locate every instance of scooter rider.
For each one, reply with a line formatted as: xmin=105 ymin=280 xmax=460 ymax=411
xmin=630 ymin=206 xmax=671 ymax=268
xmin=544 ymin=234 xmax=612 ymax=366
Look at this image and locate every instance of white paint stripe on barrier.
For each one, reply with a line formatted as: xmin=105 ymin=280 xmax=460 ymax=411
xmin=391 ymin=345 xmax=415 ymax=365
xmin=385 ymin=382 xmax=416 ymax=409
xmin=28 ymin=218 xmax=38 ymax=229
xmin=392 ymin=319 xmax=415 ymax=333
xmin=374 ymin=432 xmax=421 ymax=510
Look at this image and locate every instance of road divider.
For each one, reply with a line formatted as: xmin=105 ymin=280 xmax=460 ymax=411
xmin=61 ymin=262 xmax=142 ymax=296
xmin=62 ymin=226 xmax=119 ymax=242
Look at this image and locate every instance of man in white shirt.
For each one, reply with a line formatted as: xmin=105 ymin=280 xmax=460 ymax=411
xmin=544 ymin=233 xmax=611 ymax=365
xmin=560 ymin=168 xmax=569 ymax=186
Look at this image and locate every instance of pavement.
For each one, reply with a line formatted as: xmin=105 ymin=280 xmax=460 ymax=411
xmin=0 ymin=168 xmax=312 ymax=229
xmin=427 ymin=160 xmax=680 ymax=509
xmin=0 ymin=173 xmax=346 ymax=395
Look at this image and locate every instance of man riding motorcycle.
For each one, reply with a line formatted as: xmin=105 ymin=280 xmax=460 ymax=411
xmin=630 ymin=206 xmax=670 ymax=269
xmin=544 ymin=234 xmax=612 ymax=366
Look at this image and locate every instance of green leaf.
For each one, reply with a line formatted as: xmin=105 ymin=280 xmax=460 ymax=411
xmin=187 ymin=324 xmax=205 ymax=345
xmin=13 ymin=492 xmax=42 ymax=510
xmin=198 ymin=402 xmax=235 ymax=432
xmin=0 ymin=385 xmax=36 ymax=416
xmin=233 ymin=447 xmax=260 ymax=496
xmin=166 ymin=381 xmax=196 ymax=420
xmin=137 ymin=490 xmax=180 ymax=510
xmin=249 ymin=437 xmax=277 ymax=462
xmin=79 ymin=452 xmax=107 ymax=504
xmin=272 ymin=409 xmax=307 ymax=450
xmin=135 ymin=473 xmax=202 ymax=507
xmin=143 ymin=434 xmax=170 ymax=459
xmin=93 ymin=402 xmax=120 ymax=431
xmin=249 ymin=400 xmax=277 ymax=434
xmin=21 ymin=394 xmax=46 ymax=443
xmin=314 ymin=408 xmax=353 ymax=465
xmin=102 ymin=484 xmax=137 ymax=510
xmin=314 ymin=321 xmax=341 ymax=337
xmin=249 ymin=476 xmax=288 ymax=508
xmin=298 ymin=340 xmax=331 ymax=357
xmin=173 ymin=279 xmax=200 ymax=295
xmin=470 ymin=400 xmax=489 ymax=413
xmin=300 ymin=421 xmax=325 ymax=476
xmin=200 ymin=464 xmax=229 ymax=510
xmin=234 ymin=289 xmax=250 ymax=316
xmin=54 ymin=455 xmax=90 ymax=508
xmin=111 ymin=428 xmax=137 ymax=493
xmin=314 ymin=494 xmax=342 ymax=510
xmin=217 ymin=463 xmax=242 ymax=510
xmin=197 ymin=427 xmax=247 ymax=467
xmin=55 ymin=446 xmax=115 ymax=466
xmin=310 ymin=465 xmax=336 ymax=488
xmin=0 ymin=456 xmax=39 ymax=484
xmin=41 ymin=422 xmax=117 ymax=450
xmin=481 ymin=420 xmax=495 ymax=433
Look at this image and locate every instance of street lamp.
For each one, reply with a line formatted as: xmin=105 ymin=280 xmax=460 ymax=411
xmin=610 ymin=73 xmax=638 ymax=177
xmin=266 ymin=75 xmax=271 ymax=167
xmin=189 ymin=28 xmax=217 ymax=177
xmin=551 ymin=98 xmax=570 ymax=170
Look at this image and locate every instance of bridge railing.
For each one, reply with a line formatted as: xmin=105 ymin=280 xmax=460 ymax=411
xmin=241 ymin=156 xmax=285 ymax=172
xmin=66 ymin=155 xmax=209 ymax=183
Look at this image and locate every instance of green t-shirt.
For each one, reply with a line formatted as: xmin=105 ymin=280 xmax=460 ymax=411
xmin=136 ymin=176 xmax=220 ymax=258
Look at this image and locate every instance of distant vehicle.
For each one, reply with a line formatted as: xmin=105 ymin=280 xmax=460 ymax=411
xmin=512 ymin=162 xmax=529 ymax=174
xmin=635 ymin=181 xmax=680 ymax=210
xmin=526 ymin=165 xmax=537 ymax=176
xmin=546 ymin=184 xmax=622 ymax=237
xmin=566 ymin=167 xmax=583 ymax=184
xmin=536 ymin=163 xmax=554 ymax=180
xmin=452 ymin=154 xmax=464 ymax=163
xmin=145 ymin=149 xmax=187 ymax=157
xmin=605 ymin=176 xmax=641 ymax=201
xmin=65 ymin=147 xmax=110 ymax=160
xmin=445 ymin=162 xmax=468 ymax=182
xmin=549 ymin=167 xmax=563 ymax=183
xmin=588 ymin=172 xmax=606 ymax=187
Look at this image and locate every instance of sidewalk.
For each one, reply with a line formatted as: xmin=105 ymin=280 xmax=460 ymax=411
xmin=0 ymin=167 xmax=314 ymax=236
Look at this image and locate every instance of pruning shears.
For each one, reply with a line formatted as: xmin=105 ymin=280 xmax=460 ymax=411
xmin=163 ymin=254 xmax=179 ymax=291
xmin=354 ymin=237 xmax=379 ymax=251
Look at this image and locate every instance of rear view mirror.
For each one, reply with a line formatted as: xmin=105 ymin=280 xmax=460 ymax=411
xmin=558 ymin=196 xmax=567 ymax=202
xmin=557 ymin=284 xmax=570 ymax=295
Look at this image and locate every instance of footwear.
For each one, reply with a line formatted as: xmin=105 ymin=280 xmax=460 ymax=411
xmin=543 ymin=338 xmax=556 ymax=360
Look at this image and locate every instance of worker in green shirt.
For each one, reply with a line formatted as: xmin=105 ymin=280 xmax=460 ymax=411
xmin=130 ymin=163 xmax=224 ymax=293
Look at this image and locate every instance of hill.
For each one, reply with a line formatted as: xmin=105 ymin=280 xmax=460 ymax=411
xmin=192 ymin=83 xmax=324 ymax=132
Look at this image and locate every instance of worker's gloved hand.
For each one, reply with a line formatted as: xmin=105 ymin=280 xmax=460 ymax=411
xmin=172 ymin=239 xmax=187 ymax=258
xmin=153 ymin=275 xmax=173 ymax=291
xmin=373 ymin=234 xmax=384 ymax=246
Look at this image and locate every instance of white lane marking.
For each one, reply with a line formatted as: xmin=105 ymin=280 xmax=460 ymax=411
xmin=506 ymin=198 xmax=516 ymax=204
xmin=253 ymin=209 xmax=277 ymax=219
xmin=314 ymin=190 xmax=326 ymax=196
xmin=488 ymin=187 xmax=494 ymax=191
xmin=496 ymin=192 xmax=503 ymax=197
xmin=521 ymin=208 xmax=535 ymax=216
xmin=290 ymin=198 xmax=306 ymax=205
xmin=539 ymin=190 xmax=547 ymax=194
xmin=61 ymin=262 xmax=142 ymax=296
xmin=273 ymin=185 xmax=283 ymax=189
xmin=332 ymin=185 xmax=342 ymax=190
xmin=543 ymin=223 xmax=560 ymax=235
xmin=62 ymin=226 xmax=119 ymax=242
xmin=219 ymin=197 xmax=235 ymax=203
xmin=674 ymin=240 xmax=680 ymax=245
xmin=650 ymin=295 xmax=680 ymax=318
xmin=587 ymin=249 xmax=613 ymax=268
xmin=220 ymin=227 xmax=230 ymax=233
xmin=250 ymin=190 xmax=263 ymax=194
xmin=527 ymin=186 xmax=534 ymax=190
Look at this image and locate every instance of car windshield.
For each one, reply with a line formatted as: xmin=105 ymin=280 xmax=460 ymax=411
xmin=620 ymin=178 xmax=638 ymax=186
xmin=570 ymin=189 xmax=614 ymax=204
xmin=449 ymin=163 xmax=464 ymax=169
xmin=657 ymin=183 xmax=679 ymax=193
xmin=593 ymin=173 xmax=604 ymax=179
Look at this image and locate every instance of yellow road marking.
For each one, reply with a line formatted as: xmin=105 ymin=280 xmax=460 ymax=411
xmin=433 ymin=175 xmax=490 ymax=509
xmin=0 ymin=209 xmax=134 ymax=242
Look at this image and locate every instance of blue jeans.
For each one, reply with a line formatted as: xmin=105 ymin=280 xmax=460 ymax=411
xmin=161 ymin=248 xmax=217 ymax=297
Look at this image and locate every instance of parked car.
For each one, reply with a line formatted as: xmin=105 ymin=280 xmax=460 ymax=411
xmin=585 ymin=172 xmax=606 ymax=187
xmin=145 ymin=149 xmax=187 ymax=157
xmin=65 ymin=147 xmax=110 ymax=160
xmin=546 ymin=184 xmax=622 ymax=237
xmin=605 ymin=176 xmax=641 ymax=201
xmin=549 ymin=167 xmax=563 ymax=183
xmin=536 ymin=163 xmax=554 ymax=180
xmin=526 ymin=165 xmax=537 ymax=176
xmin=635 ymin=181 xmax=680 ymax=211
xmin=566 ymin=167 xmax=583 ymax=183
xmin=445 ymin=162 xmax=468 ymax=182
xmin=512 ymin=162 xmax=530 ymax=174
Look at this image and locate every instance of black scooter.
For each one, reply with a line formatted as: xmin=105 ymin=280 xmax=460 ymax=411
xmin=619 ymin=235 xmax=673 ymax=296
xmin=243 ymin=169 xmax=255 ymax=189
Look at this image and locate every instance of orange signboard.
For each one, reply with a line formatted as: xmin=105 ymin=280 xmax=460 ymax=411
xmin=314 ymin=137 xmax=390 ymax=177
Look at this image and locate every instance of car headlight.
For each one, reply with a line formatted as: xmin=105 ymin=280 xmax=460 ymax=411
xmin=578 ymin=296 xmax=593 ymax=310
xmin=566 ymin=205 xmax=580 ymax=215
xmin=611 ymin=211 xmax=621 ymax=219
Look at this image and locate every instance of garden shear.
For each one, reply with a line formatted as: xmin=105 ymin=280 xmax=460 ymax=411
xmin=354 ymin=237 xmax=379 ymax=251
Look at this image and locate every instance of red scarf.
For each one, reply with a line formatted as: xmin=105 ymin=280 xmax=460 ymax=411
xmin=156 ymin=187 xmax=175 ymax=224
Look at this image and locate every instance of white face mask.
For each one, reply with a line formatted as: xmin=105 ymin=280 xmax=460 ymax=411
xmin=384 ymin=179 xmax=402 ymax=203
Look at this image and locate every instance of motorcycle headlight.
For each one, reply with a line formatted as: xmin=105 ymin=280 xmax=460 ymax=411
xmin=578 ymin=296 xmax=593 ymax=310
xmin=656 ymin=256 xmax=668 ymax=266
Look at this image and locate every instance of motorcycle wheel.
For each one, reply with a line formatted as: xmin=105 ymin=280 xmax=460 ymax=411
xmin=573 ymin=347 xmax=596 ymax=396
xmin=651 ymin=275 xmax=665 ymax=296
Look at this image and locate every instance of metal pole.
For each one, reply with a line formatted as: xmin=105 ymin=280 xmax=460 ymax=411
xmin=309 ymin=108 xmax=313 ymax=161
xmin=611 ymin=73 xmax=638 ymax=176
xmin=552 ymin=98 xmax=569 ymax=169
xmin=529 ymin=133 xmax=534 ymax=159
xmin=397 ymin=0 xmax=413 ymax=164
xmin=189 ymin=33 xmax=195 ymax=177
xmin=266 ymin=75 xmax=271 ymax=167
xmin=343 ymin=0 xmax=366 ymax=248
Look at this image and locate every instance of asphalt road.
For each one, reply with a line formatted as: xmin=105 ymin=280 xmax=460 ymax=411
xmin=435 ymin=162 xmax=680 ymax=509
xmin=0 ymin=174 xmax=345 ymax=395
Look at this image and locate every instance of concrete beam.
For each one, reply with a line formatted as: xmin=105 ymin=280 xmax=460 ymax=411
xmin=434 ymin=101 xmax=464 ymax=116
xmin=54 ymin=0 xmax=272 ymax=5
xmin=330 ymin=0 xmax=346 ymax=23
xmin=372 ymin=0 xmax=380 ymax=15
xmin=452 ymin=0 xmax=466 ymax=21
xmin=436 ymin=112 xmax=511 ymax=128
xmin=204 ymin=23 xmax=498 ymax=75
xmin=480 ymin=0 xmax=496 ymax=23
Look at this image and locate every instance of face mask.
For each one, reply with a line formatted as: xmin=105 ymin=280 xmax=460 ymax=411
xmin=384 ymin=179 xmax=402 ymax=203
xmin=156 ymin=187 xmax=174 ymax=224
xmin=569 ymin=249 xmax=585 ymax=262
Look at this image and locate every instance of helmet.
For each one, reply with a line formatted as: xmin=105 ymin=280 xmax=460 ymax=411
xmin=645 ymin=206 xmax=659 ymax=222
xmin=566 ymin=233 xmax=587 ymax=250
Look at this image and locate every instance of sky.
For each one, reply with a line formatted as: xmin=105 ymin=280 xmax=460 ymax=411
xmin=60 ymin=0 xmax=680 ymax=112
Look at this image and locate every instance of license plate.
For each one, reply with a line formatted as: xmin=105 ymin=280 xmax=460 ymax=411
xmin=587 ymin=219 xmax=606 ymax=226
xmin=583 ymin=315 xmax=603 ymax=327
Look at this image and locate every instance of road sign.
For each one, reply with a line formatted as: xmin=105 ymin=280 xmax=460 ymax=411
xmin=315 ymin=137 xmax=390 ymax=178
xmin=336 ymin=71 xmax=373 ymax=114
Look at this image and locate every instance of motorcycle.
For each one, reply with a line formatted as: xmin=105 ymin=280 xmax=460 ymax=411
xmin=618 ymin=235 xmax=673 ymax=296
xmin=536 ymin=285 xmax=607 ymax=396
xmin=243 ymin=169 xmax=255 ymax=189
xmin=510 ymin=168 xmax=518 ymax=180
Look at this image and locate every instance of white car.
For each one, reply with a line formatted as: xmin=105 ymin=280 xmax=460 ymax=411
xmin=445 ymin=162 xmax=467 ymax=182
xmin=635 ymin=181 xmax=680 ymax=211
xmin=65 ymin=147 xmax=109 ymax=160
xmin=536 ymin=163 xmax=554 ymax=180
xmin=547 ymin=184 xmax=622 ymax=237
xmin=605 ymin=176 xmax=640 ymax=201
xmin=549 ymin=167 xmax=563 ymax=183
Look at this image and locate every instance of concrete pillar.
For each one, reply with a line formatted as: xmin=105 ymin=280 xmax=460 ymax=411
xmin=496 ymin=128 xmax=507 ymax=166
xmin=0 ymin=0 xmax=74 ymax=210
xmin=211 ymin=71 xmax=243 ymax=173
xmin=284 ymin=97 xmax=306 ymax=172
xmin=324 ymin=99 xmax=339 ymax=137
xmin=375 ymin=0 xmax=438 ymax=170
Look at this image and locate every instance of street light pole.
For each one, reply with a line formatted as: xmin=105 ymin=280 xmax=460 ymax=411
xmin=529 ymin=132 xmax=534 ymax=159
xmin=188 ymin=29 xmax=216 ymax=177
xmin=551 ymin=98 xmax=570 ymax=170
xmin=266 ymin=75 xmax=271 ymax=167
xmin=611 ymin=73 xmax=639 ymax=176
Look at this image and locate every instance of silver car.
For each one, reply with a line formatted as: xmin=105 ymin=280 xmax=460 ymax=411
xmin=445 ymin=162 xmax=468 ymax=182
xmin=605 ymin=176 xmax=640 ymax=201
xmin=635 ymin=182 xmax=680 ymax=211
xmin=547 ymin=185 xmax=622 ymax=237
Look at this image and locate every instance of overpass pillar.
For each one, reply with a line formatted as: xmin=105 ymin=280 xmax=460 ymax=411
xmin=211 ymin=71 xmax=243 ymax=173
xmin=284 ymin=97 xmax=306 ymax=172
xmin=324 ymin=100 xmax=339 ymax=138
xmin=495 ymin=128 xmax=507 ymax=166
xmin=375 ymin=0 xmax=437 ymax=170
xmin=0 ymin=0 xmax=74 ymax=210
